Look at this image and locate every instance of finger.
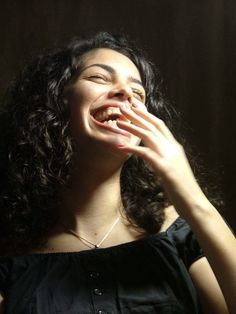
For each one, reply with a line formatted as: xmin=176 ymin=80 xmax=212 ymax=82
xmin=117 ymin=119 xmax=163 ymax=149
xmin=131 ymin=99 xmax=148 ymax=111
xmin=120 ymin=106 xmax=162 ymax=136
xmin=118 ymin=144 xmax=162 ymax=173
xmin=131 ymin=106 xmax=176 ymax=141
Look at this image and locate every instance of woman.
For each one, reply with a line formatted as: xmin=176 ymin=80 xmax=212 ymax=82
xmin=0 ymin=32 xmax=235 ymax=313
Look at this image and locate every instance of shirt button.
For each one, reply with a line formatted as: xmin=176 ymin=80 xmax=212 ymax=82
xmin=89 ymin=271 xmax=100 ymax=278
xmin=94 ymin=288 xmax=103 ymax=296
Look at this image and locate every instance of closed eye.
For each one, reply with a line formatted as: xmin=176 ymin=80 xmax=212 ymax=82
xmin=132 ymin=88 xmax=145 ymax=101
xmin=88 ymin=75 xmax=109 ymax=82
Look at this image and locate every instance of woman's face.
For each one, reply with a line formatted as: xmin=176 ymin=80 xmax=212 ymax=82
xmin=64 ymin=48 xmax=146 ymax=158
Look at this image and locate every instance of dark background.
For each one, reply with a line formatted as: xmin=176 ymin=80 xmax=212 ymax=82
xmin=1 ymin=0 xmax=235 ymax=230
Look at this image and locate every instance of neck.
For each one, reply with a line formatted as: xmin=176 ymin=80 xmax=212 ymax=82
xmin=60 ymin=162 xmax=123 ymax=236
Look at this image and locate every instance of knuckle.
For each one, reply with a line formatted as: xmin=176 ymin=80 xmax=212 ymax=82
xmin=142 ymin=130 xmax=152 ymax=139
xmin=157 ymin=118 xmax=165 ymax=125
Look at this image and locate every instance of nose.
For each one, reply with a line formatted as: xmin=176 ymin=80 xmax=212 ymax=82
xmin=108 ymin=83 xmax=133 ymax=104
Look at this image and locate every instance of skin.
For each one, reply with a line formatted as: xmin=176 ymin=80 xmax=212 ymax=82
xmin=1 ymin=48 xmax=235 ymax=313
xmin=0 ymin=297 xmax=3 ymax=314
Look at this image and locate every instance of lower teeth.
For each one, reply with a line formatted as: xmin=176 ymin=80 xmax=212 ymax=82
xmin=103 ymin=120 xmax=118 ymax=127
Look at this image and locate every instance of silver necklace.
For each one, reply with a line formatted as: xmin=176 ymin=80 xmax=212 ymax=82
xmin=62 ymin=215 xmax=120 ymax=249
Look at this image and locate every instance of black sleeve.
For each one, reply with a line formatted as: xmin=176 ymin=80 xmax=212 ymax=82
xmin=167 ymin=218 xmax=204 ymax=269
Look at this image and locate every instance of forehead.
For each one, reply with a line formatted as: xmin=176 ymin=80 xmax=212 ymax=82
xmin=80 ymin=48 xmax=141 ymax=79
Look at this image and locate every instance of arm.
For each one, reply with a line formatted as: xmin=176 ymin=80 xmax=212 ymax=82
xmin=190 ymin=257 xmax=228 ymax=313
xmin=117 ymin=103 xmax=236 ymax=313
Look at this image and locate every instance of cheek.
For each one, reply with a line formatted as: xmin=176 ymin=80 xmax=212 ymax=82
xmin=67 ymin=89 xmax=91 ymax=125
xmin=67 ymin=87 xmax=87 ymax=107
xmin=67 ymin=81 xmax=107 ymax=107
xmin=68 ymin=101 xmax=93 ymax=140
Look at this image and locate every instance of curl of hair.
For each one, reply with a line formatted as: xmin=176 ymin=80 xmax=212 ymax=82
xmin=0 ymin=32 xmax=208 ymax=255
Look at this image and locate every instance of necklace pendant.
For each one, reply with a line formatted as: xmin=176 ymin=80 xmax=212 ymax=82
xmin=63 ymin=214 xmax=120 ymax=250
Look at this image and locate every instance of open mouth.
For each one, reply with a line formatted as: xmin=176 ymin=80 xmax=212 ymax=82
xmin=92 ymin=106 xmax=129 ymax=128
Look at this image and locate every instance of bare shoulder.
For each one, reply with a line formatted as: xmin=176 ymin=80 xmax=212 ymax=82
xmin=0 ymin=292 xmax=4 ymax=314
xmin=158 ymin=205 xmax=179 ymax=233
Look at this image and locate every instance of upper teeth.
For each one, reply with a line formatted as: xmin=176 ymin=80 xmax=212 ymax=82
xmin=94 ymin=107 xmax=121 ymax=122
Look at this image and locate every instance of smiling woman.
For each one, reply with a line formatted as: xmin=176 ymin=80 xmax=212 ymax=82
xmin=64 ymin=48 xmax=146 ymax=154
xmin=0 ymin=32 xmax=235 ymax=314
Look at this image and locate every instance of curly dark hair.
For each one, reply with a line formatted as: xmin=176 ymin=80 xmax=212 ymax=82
xmin=0 ymin=32 xmax=188 ymax=255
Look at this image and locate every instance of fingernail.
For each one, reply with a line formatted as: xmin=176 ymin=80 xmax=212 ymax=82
xmin=120 ymin=104 xmax=129 ymax=110
xmin=117 ymin=144 xmax=126 ymax=148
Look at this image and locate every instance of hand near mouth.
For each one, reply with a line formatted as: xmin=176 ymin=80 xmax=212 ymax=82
xmin=117 ymin=105 xmax=210 ymax=219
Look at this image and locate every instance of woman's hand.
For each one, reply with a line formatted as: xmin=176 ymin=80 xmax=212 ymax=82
xmin=117 ymin=103 xmax=209 ymax=218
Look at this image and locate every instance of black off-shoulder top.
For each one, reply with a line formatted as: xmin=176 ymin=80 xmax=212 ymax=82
xmin=0 ymin=217 xmax=204 ymax=314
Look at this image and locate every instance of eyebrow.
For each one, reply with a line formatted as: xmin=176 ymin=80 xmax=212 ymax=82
xmin=81 ymin=63 xmax=144 ymax=88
